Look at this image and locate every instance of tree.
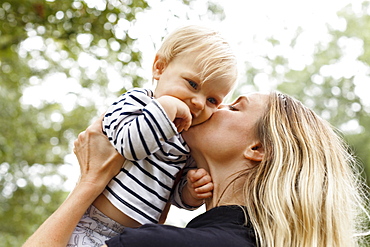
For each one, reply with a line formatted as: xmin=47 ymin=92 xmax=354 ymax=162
xmin=0 ymin=1 xmax=145 ymax=245
xmin=0 ymin=0 xmax=225 ymax=245
xmin=237 ymin=1 xmax=370 ymax=189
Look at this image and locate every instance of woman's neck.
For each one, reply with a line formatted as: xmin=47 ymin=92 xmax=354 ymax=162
xmin=190 ymin=150 xmax=250 ymax=211
xmin=204 ymin=165 xmax=246 ymax=211
xmin=206 ymin=180 xmax=244 ymax=210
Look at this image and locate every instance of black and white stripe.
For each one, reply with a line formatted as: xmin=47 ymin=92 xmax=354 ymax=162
xmin=102 ymin=88 xmax=193 ymax=224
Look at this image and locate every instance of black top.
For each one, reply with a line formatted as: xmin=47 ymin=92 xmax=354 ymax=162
xmin=106 ymin=205 xmax=256 ymax=247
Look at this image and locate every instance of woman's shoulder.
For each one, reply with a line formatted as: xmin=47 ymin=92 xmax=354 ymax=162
xmin=106 ymin=205 xmax=256 ymax=247
xmin=186 ymin=205 xmax=256 ymax=246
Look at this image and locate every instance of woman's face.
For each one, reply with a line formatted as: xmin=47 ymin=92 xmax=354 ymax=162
xmin=182 ymin=92 xmax=268 ymax=164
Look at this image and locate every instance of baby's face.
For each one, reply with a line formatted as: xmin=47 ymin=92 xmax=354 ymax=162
xmin=154 ymin=52 xmax=233 ymax=126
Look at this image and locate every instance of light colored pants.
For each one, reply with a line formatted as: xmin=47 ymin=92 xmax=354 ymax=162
xmin=67 ymin=205 xmax=125 ymax=247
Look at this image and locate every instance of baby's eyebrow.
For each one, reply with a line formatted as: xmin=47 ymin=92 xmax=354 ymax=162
xmin=182 ymin=71 xmax=200 ymax=80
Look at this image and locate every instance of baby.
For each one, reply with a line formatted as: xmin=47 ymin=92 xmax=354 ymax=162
xmin=68 ymin=25 xmax=238 ymax=247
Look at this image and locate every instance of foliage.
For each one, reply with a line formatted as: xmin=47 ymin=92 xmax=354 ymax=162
xmin=1 ymin=0 xmax=370 ymax=245
xmin=0 ymin=0 xmax=146 ymax=244
xmin=238 ymin=1 xmax=370 ymax=186
xmin=0 ymin=0 xmax=224 ymax=245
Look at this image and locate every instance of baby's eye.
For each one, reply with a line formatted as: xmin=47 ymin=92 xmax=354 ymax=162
xmin=187 ymin=79 xmax=198 ymax=89
xmin=207 ymin=98 xmax=217 ymax=105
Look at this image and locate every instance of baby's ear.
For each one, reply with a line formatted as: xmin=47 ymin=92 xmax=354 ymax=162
xmin=152 ymin=54 xmax=166 ymax=80
xmin=244 ymin=142 xmax=264 ymax=162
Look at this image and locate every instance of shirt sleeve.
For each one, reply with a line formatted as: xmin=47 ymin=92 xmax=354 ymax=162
xmin=105 ymin=224 xmax=226 ymax=247
xmin=171 ymin=157 xmax=201 ymax=210
xmin=105 ymin=206 xmax=255 ymax=247
xmin=105 ymin=221 xmax=255 ymax=247
xmin=106 ymin=224 xmax=193 ymax=247
xmin=103 ymin=89 xmax=178 ymax=161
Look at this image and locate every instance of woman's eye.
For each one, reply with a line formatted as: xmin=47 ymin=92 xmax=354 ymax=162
xmin=207 ymin=98 xmax=217 ymax=105
xmin=229 ymin=105 xmax=237 ymax=111
xmin=187 ymin=79 xmax=197 ymax=89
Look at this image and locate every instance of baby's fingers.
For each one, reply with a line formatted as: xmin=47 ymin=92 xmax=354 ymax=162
xmin=194 ymin=182 xmax=214 ymax=199
xmin=188 ymin=168 xmax=211 ymax=184
xmin=195 ymin=181 xmax=214 ymax=193
xmin=192 ymin=175 xmax=212 ymax=189
xmin=174 ymin=118 xmax=191 ymax=133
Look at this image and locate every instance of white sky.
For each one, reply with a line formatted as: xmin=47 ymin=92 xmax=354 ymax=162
xmin=21 ymin=0 xmax=370 ymax=109
xmin=20 ymin=0 xmax=370 ymax=227
xmin=132 ymin=0 xmax=370 ymax=102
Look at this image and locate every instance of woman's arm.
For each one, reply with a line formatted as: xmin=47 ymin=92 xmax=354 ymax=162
xmin=23 ymin=115 xmax=124 ymax=247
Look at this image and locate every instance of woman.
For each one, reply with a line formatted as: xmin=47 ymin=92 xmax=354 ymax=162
xmin=24 ymin=92 xmax=370 ymax=247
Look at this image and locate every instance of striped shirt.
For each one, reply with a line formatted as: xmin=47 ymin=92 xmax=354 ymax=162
xmin=102 ymin=88 xmax=191 ymax=224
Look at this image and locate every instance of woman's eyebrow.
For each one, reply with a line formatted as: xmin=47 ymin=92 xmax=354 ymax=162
xmin=232 ymin=95 xmax=247 ymax=104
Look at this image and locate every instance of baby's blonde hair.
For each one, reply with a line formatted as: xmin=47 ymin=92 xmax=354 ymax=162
xmin=156 ymin=25 xmax=238 ymax=89
xmin=241 ymin=92 xmax=370 ymax=246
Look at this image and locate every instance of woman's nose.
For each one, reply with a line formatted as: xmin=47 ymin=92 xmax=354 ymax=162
xmin=218 ymin=104 xmax=228 ymax=110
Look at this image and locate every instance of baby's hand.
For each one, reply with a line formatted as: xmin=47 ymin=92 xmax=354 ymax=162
xmin=156 ymin=95 xmax=192 ymax=132
xmin=172 ymin=100 xmax=192 ymax=133
xmin=183 ymin=168 xmax=213 ymax=207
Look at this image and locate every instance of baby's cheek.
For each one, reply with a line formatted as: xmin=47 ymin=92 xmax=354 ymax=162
xmin=190 ymin=118 xmax=203 ymax=126
xmin=191 ymin=112 xmax=213 ymax=126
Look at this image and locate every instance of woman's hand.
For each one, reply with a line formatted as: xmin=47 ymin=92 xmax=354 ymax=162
xmin=74 ymin=114 xmax=124 ymax=192
xmin=23 ymin=115 xmax=125 ymax=247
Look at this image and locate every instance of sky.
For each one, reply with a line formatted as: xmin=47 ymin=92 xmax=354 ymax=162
xmin=21 ymin=0 xmax=370 ymax=113
xmin=135 ymin=0 xmax=361 ymax=79
xmin=21 ymin=0 xmax=369 ymax=226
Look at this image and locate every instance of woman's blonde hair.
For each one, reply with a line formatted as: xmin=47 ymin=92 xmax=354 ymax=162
xmin=242 ymin=92 xmax=370 ymax=246
xmin=155 ymin=25 xmax=238 ymax=88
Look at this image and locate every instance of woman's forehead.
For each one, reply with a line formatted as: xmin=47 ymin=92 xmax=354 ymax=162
xmin=234 ymin=92 xmax=269 ymax=103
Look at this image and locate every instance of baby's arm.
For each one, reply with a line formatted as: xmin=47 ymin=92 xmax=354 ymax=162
xmin=181 ymin=168 xmax=214 ymax=207
xmin=156 ymin=95 xmax=192 ymax=133
xmin=104 ymin=89 xmax=189 ymax=160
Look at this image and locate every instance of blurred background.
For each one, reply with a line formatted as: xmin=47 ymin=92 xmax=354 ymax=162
xmin=1 ymin=0 xmax=370 ymax=245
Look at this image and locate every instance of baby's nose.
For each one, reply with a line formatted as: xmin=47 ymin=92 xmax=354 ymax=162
xmin=191 ymin=97 xmax=205 ymax=110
